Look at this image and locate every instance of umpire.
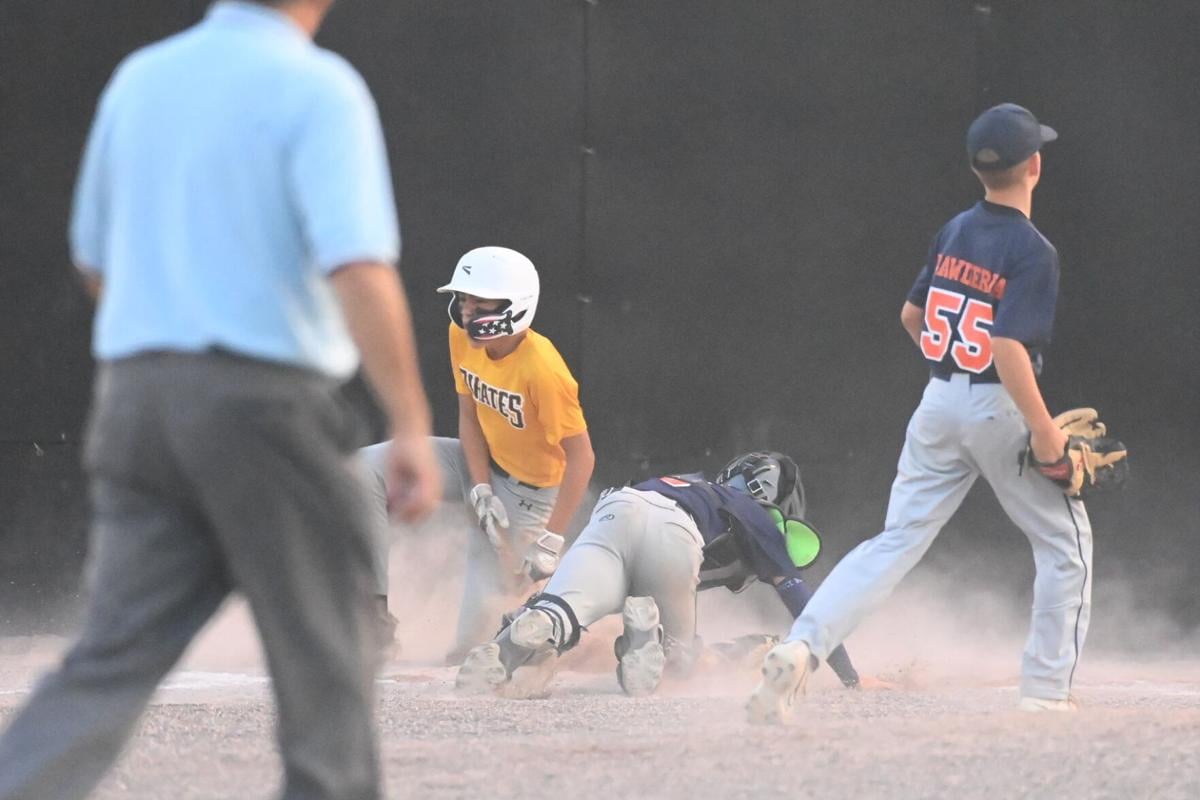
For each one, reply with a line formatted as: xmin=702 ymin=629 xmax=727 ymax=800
xmin=0 ymin=1 xmax=440 ymax=798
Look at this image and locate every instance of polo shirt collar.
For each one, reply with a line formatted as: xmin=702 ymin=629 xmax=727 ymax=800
xmin=206 ymin=1 xmax=309 ymax=41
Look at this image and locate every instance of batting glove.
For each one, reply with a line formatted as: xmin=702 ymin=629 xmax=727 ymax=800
xmin=523 ymin=531 xmax=565 ymax=581
xmin=469 ymin=483 xmax=509 ymax=550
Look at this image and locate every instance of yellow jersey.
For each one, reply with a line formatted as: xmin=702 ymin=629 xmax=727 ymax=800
xmin=449 ymin=324 xmax=588 ymax=487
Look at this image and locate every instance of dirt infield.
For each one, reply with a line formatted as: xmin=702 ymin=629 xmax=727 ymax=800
xmin=2 ymin=534 xmax=1197 ymax=799
xmin=2 ymin=629 xmax=1197 ymax=800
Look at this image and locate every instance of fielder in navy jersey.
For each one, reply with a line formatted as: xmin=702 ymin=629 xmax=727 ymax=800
xmin=456 ymin=452 xmax=865 ymax=697
xmin=748 ymin=103 xmax=1093 ymax=723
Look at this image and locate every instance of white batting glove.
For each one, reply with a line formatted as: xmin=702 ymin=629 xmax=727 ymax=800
xmin=522 ymin=531 xmax=565 ymax=581
xmin=469 ymin=483 xmax=509 ymax=550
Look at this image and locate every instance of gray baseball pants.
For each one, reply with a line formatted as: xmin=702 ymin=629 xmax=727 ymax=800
xmin=542 ymin=488 xmax=705 ymax=656
xmin=0 ymin=352 xmax=384 ymax=800
xmin=787 ymin=374 xmax=1093 ymax=700
xmin=360 ymin=437 xmax=557 ymax=658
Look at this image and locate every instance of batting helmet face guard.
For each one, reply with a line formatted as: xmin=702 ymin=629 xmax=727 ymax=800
xmin=715 ymin=451 xmax=807 ymax=520
xmin=438 ymin=246 xmax=540 ymax=341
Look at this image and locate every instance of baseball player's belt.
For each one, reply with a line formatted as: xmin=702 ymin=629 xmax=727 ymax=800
xmin=489 ymin=458 xmax=542 ymax=490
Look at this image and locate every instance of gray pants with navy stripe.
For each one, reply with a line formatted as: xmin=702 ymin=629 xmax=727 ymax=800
xmin=360 ymin=437 xmax=557 ymax=658
xmin=787 ymin=374 xmax=1093 ymax=701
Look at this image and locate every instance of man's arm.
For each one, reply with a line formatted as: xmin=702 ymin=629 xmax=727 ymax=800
xmin=900 ymin=300 xmax=924 ymax=347
xmin=992 ymin=337 xmax=1067 ymax=463
xmin=545 ymin=430 xmax=595 ymax=534
xmin=456 ymin=392 xmax=493 ymax=487
xmin=330 ymin=262 xmax=439 ymax=522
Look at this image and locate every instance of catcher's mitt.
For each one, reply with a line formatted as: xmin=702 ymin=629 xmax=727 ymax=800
xmin=1024 ymin=408 xmax=1129 ymax=498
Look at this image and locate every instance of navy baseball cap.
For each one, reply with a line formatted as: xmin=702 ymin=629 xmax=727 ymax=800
xmin=966 ymin=103 xmax=1057 ymax=170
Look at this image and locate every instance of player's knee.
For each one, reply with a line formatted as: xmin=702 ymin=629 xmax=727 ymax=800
xmin=517 ymin=593 xmax=582 ymax=654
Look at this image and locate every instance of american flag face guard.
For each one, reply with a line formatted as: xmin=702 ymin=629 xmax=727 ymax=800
xmin=466 ymin=309 xmax=517 ymax=341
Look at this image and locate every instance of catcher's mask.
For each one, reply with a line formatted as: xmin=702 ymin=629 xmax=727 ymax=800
xmin=438 ymin=246 xmax=539 ymax=342
xmin=715 ymin=451 xmax=807 ymax=519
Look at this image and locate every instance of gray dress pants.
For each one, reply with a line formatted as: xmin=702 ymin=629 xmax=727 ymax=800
xmin=0 ymin=352 xmax=384 ymax=800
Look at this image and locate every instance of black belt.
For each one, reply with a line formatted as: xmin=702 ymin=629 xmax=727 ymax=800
xmin=929 ymin=368 xmax=1001 ymax=385
xmin=489 ymin=458 xmax=543 ymax=490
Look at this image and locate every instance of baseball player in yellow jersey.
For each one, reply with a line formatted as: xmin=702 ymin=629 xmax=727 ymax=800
xmin=363 ymin=246 xmax=594 ymax=662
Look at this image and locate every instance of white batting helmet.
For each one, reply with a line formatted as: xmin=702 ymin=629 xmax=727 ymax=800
xmin=437 ymin=246 xmax=540 ymax=341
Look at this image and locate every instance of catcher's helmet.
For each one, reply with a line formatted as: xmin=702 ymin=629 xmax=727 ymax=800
xmin=438 ymin=246 xmax=540 ymax=341
xmin=715 ymin=451 xmax=807 ymax=519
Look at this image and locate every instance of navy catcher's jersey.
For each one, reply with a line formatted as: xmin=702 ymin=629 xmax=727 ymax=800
xmin=907 ymin=200 xmax=1059 ymax=383
xmin=633 ymin=476 xmax=802 ymax=583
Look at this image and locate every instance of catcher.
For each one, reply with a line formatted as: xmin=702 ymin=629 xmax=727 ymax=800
xmin=455 ymin=451 xmax=867 ymax=697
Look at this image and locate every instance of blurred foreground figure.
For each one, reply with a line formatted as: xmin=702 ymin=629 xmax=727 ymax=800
xmin=0 ymin=2 xmax=439 ymax=798
xmin=748 ymin=104 xmax=1093 ymax=724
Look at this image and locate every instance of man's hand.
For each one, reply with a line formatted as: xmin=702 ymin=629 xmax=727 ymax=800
xmin=522 ymin=531 xmax=565 ymax=581
xmin=386 ymin=433 xmax=440 ymax=523
xmin=469 ymin=483 xmax=510 ymax=549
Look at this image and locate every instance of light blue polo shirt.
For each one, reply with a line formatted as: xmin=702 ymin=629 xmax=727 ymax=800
xmin=69 ymin=1 xmax=400 ymax=379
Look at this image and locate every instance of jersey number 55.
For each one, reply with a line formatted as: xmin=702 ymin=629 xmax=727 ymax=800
xmin=920 ymin=287 xmax=994 ymax=373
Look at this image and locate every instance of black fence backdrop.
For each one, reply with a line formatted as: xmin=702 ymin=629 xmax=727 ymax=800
xmin=1 ymin=1 xmax=1196 ymax=638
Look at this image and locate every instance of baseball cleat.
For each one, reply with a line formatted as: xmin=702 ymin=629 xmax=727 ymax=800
xmin=454 ymin=643 xmax=509 ymax=694
xmin=614 ymin=596 xmax=666 ymax=697
xmin=746 ymin=639 xmax=812 ymax=725
xmin=1018 ymin=695 xmax=1079 ymax=712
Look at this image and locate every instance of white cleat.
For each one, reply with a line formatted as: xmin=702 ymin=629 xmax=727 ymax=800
xmin=454 ymin=643 xmax=508 ymax=695
xmin=1018 ymin=695 xmax=1079 ymax=713
xmin=615 ymin=596 xmax=666 ymax=697
xmin=746 ymin=640 xmax=812 ymax=725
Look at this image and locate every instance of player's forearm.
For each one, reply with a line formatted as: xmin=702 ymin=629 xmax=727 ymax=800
xmin=992 ymin=337 xmax=1057 ymax=438
xmin=457 ymin=398 xmax=493 ymax=486
xmin=329 ymin=262 xmax=432 ymax=437
xmin=545 ymin=431 xmax=594 ymax=533
xmin=900 ymin=301 xmax=924 ymax=347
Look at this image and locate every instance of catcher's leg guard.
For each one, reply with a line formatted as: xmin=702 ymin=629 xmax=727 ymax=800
xmin=613 ymin=596 xmax=666 ymax=697
xmin=746 ymin=639 xmax=812 ymax=725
